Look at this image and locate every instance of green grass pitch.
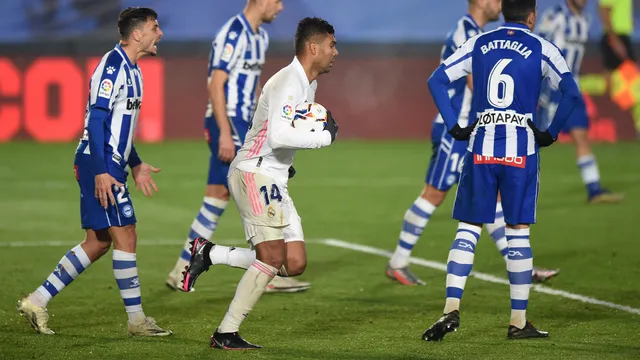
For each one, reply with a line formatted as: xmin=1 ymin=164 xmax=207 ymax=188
xmin=0 ymin=140 xmax=639 ymax=359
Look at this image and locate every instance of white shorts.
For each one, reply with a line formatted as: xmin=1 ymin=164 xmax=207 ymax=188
xmin=228 ymin=169 xmax=304 ymax=247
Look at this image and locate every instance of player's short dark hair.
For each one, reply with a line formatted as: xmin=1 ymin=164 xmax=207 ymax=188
xmin=502 ymin=0 xmax=536 ymax=23
xmin=294 ymin=17 xmax=335 ymax=56
xmin=117 ymin=7 xmax=158 ymax=39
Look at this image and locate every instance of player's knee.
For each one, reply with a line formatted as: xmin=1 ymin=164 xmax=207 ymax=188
xmin=82 ymin=229 xmax=112 ymax=259
xmin=421 ymin=185 xmax=446 ymax=206
xmin=284 ymin=256 xmax=307 ymax=276
xmin=255 ymin=240 xmax=286 ymax=269
xmin=206 ymin=185 xmax=230 ymax=201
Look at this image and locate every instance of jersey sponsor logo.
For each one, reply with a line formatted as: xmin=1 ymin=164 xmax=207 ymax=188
xmin=474 ymin=154 xmax=526 ymax=168
xmin=480 ymin=39 xmax=532 ymax=59
xmin=243 ymin=62 xmax=263 ymax=71
xmin=222 ymin=43 xmax=234 ymax=62
xmin=282 ymin=103 xmax=293 ymax=120
xmin=127 ymin=98 xmax=142 ymax=110
xmin=477 ymin=110 xmax=531 ymax=127
xmin=98 ymin=79 xmax=113 ymax=98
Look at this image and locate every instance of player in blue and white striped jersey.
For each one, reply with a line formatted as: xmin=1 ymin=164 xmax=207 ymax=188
xmin=17 ymin=7 xmax=171 ymax=337
xmin=387 ymin=1 xmax=501 ymax=285
xmin=423 ymin=0 xmax=583 ymax=341
xmin=166 ymin=0 xmax=308 ymax=294
xmin=538 ymin=0 xmax=623 ymax=203
xmin=387 ymin=0 xmax=556 ymax=286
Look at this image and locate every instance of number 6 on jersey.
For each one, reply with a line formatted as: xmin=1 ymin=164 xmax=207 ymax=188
xmin=488 ymin=59 xmax=514 ymax=108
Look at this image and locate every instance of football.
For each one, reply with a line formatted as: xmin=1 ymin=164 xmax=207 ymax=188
xmin=292 ymin=102 xmax=328 ymax=132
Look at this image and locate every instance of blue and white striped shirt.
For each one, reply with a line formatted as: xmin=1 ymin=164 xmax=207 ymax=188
xmin=434 ymin=14 xmax=482 ymax=127
xmin=78 ymin=44 xmax=143 ymax=171
xmin=207 ymin=13 xmax=268 ymax=132
xmin=435 ymin=23 xmax=572 ymax=157
xmin=538 ymin=4 xmax=589 ymax=79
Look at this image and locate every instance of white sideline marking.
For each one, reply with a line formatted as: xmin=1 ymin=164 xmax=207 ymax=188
xmin=320 ymin=238 xmax=640 ymax=316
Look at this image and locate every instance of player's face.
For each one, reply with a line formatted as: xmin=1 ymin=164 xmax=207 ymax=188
xmin=315 ymin=34 xmax=338 ymax=75
xmin=483 ymin=0 xmax=502 ymax=22
xmin=569 ymin=0 xmax=587 ymax=11
xmin=261 ymin=0 xmax=284 ymax=24
xmin=139 ymin=18 xmax=163 ymax=56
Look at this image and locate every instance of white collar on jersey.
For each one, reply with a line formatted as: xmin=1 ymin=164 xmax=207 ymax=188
xmin=499 ymin=22 xmax=532 ymax=32
xmin=291 ymin=56 xmax=317 ymax=89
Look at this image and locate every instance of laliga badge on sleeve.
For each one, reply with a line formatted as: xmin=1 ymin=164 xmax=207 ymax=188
xmin=98 ymin=79 xmax=113 ymax=99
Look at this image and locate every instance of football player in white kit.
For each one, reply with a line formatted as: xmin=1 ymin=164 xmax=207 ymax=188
xmin=181 ymin=17 xmax=339 ymax=350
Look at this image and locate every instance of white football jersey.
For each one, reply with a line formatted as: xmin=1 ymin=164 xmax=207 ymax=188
xmin=230 ymin=57 xmax=332 ymax=184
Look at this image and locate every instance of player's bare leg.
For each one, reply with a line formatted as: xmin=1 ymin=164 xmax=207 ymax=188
xmin=17 ymin=229 xmax=110 ymax=335
xmin=423 ymin=221 xmax=481 ymax=341
xmin=267 ymin=241 xmax=311 ymax=292
xmin=211 ymin=239 xmax=288 ymax=350
xmin=505 ymin=224 xmax=547 ymax=339
xmin=110 ymin=224 xmax=172 ymax=336
xmin=167 ymin=184 xmax=229 ymax=291
xmin=571 ymin=128 xmax=623 ymax=204
xmin=169 ymin=185 xmax=309 ymax=293
xmin=387 ymin=184 xmax=443 ymax=285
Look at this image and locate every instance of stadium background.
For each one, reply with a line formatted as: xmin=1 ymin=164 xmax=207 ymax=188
xmin=0 ymin=0 xmax=639 ymax=143
xmin=2 ymin=1 xmax=640 ymax=359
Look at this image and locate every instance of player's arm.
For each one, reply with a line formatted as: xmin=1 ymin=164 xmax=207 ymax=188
xmin=599 ymin=0 xmax=628 ymax=60
xmin=266 ymin=89 xmax=335 ymax=150
xmin=428 ymin=38 xmax=475 ymax=138
xmin=88 ymin=63 xmax=125 ymax=207
xmin=530 ymin=43 xmax=583 ymax=146
xmin=209 ymin=31 xmax=245 ymax=162
xmin=88 ymin=63 xmax=126 ymax=175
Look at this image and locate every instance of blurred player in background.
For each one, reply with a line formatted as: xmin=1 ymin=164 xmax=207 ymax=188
xmin=538 ymin=0 xmax=623 ymax=203
xmin=17 ymin=7 xmax=171 ymax=336
xmin=387 ymin=0 xmax=558 ymax=286
xmin=165 ymin=0 xmax=310 ymax=293
xmin=598 ymin=0 xmax=638 ymax=134
xmin=423 ymin=0 xmax=582 ymax=340
xmin=181 ymin=17 xmax=339 ymax=349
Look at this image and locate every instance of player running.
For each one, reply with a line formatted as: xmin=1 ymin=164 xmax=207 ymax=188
xmin=17 ymin=7 xmax=171 ymax=336
xmin=537 ymin=0 xmax=623 ymax=204
xmin=181 ymin=17 xmax=339 ymax=350
xmin=422 ymin=0 xmax=582 ymax=341
xmin=165 ymin=0 xmax=310 ymax=294
xmin=387 ymin=0 xmax=558 ymax=286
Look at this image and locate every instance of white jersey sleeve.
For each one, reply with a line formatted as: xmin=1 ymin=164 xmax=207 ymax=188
xmin=442 ymin=36 xmax=478 ymax=83
xmin=266 ymin=80 xmax=332 ymax=150
xmin=541 ymin=40 xmax=571 ymax=90
xmin=90 ymin=52 xmax=126 ymax=111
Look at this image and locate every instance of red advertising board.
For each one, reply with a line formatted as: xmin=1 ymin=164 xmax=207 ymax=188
xmin=0 ymin=56 xmax=634 ymax=142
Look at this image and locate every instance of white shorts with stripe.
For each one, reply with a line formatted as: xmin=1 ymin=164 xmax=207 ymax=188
xmin=227 ymin=169 xmax=304 ymax=247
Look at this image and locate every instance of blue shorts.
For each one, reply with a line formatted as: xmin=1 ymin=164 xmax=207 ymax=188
xmin=425 ymin=131 xmax=468 ymax=192
xmin=453 ymin=152 xmax=540 ymax=225
xmin=539 ymin=90 xmax=589 ymax=134
xmin=74 ymin=154 xmax=136 ymax=231
xmin=204 ymin=115 xmax=250 ymax=186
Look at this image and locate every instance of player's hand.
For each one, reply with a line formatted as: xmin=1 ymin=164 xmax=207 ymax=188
xmin=218 ymin=133 xmax=236 ymax=163
xmin=448 ymin=120 xmax=478 ymax=141
xmin=324 ymin=110 xmax=338 ymax=143
xmin=527 ymin=119 xmax=556 ymax=147
xmin=132 ymin=163 xmax=161 ymax=197
xmin=95 ymin=173 xmax=124 ymax=209
xmin=288 ymin=166 xmax=296 ymax=179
